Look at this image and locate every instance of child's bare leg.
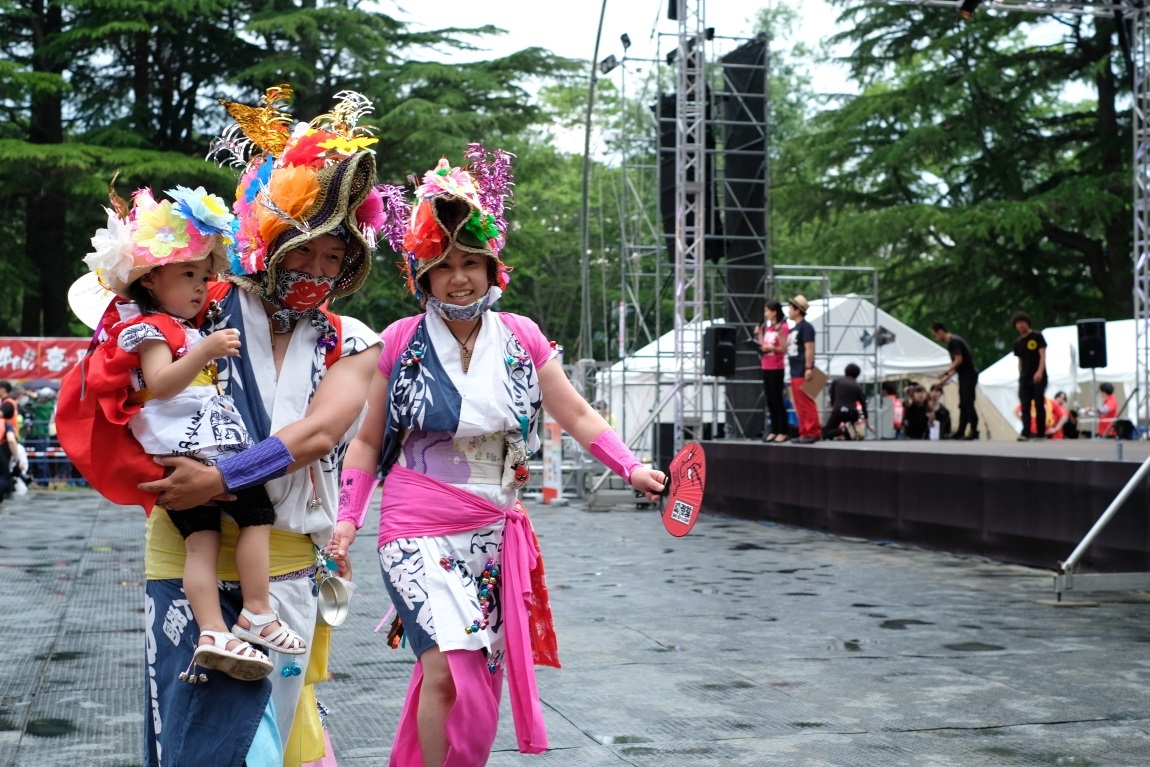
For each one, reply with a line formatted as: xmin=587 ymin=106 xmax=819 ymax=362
xmin=183 ymin=530 xmax=228 ymax=645
xmin=234 ymin=523 xmax=273 ymax=617
xmin=232 ymin=523 xmax=306 ymax=652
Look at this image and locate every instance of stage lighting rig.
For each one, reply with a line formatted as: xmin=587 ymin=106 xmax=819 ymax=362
xmin=861 ymin=327 xmax=896 ymax=348
xmin=958 ymin=0 xmax=983 ymax=19
xmin=599 ymin=54 xmax=618 ymax=75
xmin=621 ymin=33 xmax=631 ymax=50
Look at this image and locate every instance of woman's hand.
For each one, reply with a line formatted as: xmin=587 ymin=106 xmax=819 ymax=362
xmin=138 ymin=456 xmax=234 ymax=510
xmin=326 ymin=521 xmax=358 ymax=562
xmin=630 ymin=467 xmax=666 ymax=504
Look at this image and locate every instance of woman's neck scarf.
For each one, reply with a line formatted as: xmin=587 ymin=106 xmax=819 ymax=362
xmin=425 ymin=285 xmax=502 ymax=323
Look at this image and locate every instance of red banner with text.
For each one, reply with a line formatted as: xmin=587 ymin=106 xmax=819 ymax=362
xmin=0 ymin=338 xmax=90 ymax=381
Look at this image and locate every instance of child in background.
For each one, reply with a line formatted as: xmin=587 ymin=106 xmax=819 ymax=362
xmin=881 ymin=381 xmax=904 ymax=437
xmin=928 ymin=383 xmax=952 ymax=438
xmin=79 ymin=186 xmax=306 ymax=682
xmin=903 ymin=384 xmax=932 ymax=440
xmin=1096 ymin=383 xmax=1118 ymax=438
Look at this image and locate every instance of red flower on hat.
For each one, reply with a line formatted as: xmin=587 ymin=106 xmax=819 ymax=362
xmin=403 ymin=201 xmax=444 ymax=262
xmin=281 ymin=129 xmax=332 ymax=169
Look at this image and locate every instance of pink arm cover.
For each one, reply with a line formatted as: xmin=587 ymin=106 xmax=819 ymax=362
xmin=337 ymin=468 xmax=380 ymax=529
xmin=588 ymin=430 xmax=642 ymax=485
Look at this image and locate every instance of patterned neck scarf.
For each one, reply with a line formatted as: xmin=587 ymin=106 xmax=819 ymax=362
xmin=425 ymin=285 xmax=502 ymax=322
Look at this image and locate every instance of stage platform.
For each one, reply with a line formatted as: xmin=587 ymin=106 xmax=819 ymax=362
xmin=702 ymin=437 xmax=1150 ymax=573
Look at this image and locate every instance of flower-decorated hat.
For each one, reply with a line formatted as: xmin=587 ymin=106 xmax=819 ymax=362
xmin=378 ymin=144 xmax=514 ymax=300
xmin=208 ymin=84 xmax=385 ymax=300
xmin=83 ymin=181 xmax=233 ymax=299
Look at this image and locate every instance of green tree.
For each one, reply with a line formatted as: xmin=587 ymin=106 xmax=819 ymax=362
xmin=773 ymin=5 xmax=1129 ymax=355
xmin=0 ymin=0 xmax=576 ymax=337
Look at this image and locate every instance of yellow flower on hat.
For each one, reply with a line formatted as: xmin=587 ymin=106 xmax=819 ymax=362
xmin=317 ymin=134 xmax=378 ymax=157
xmin=132 ymin=200 xmax=191 ymax=261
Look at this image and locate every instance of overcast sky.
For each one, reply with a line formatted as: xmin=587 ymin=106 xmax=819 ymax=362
xmin=391 ymin=0 xmax=855 ymax=92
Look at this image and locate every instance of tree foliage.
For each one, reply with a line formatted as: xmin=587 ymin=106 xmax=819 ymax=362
xmin=0 ymin=0 xmax=576 ymax=336
xmin=771 ymin=4 xmax=1131 ymax=356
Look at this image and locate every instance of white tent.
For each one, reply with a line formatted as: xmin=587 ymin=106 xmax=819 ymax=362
xmin=803 ymin=295 xmax=952 ymax=381
xmin=979 ymin=319 xmax=1140 ymax=434
xmin=595 ymin=296 xmax=953 ymax=446
xmin=595 ymin=319 xmax=725 ymax=447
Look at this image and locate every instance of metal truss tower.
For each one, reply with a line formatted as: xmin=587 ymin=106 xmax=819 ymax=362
xmin=671 ymin=0 xmax=709 ymax=449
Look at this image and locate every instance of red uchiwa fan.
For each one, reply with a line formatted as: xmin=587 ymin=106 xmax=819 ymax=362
xmin=661 ymin=441 xmax=706 ymax=536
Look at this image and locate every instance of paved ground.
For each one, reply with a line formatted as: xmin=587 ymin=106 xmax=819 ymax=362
xmin=2 ymin=488 xmax=1150 ymax=766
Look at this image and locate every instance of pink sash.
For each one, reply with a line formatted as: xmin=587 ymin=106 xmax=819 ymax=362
xmin=379 ymin=465 xmax=548 ymax=754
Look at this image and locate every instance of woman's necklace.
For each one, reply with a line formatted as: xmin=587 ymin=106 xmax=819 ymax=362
xmin=447 ymin=318 xmax=482 ymax=373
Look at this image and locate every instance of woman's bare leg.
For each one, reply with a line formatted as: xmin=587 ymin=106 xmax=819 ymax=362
xmin=417 ymin=646 xmax=455 ymax=767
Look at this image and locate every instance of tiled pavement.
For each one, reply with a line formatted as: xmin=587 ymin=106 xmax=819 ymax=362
xmin=1 ymin=489 xmax=1149 ymax=766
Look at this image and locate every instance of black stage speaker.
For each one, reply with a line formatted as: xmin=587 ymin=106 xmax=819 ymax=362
xmin=704 ymin=325 xmax=737 ymax=377
xmin=718 ymin=38 xmax=767 ymax=258
xmin=1077 ymin=318 xmax=1107 ymax=369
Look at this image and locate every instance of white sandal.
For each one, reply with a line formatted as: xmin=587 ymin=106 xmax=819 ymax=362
xmin=232 ymin=608 xmax=307 ymax=655
xmin=192 ymin=630 xmax=274 ymax=681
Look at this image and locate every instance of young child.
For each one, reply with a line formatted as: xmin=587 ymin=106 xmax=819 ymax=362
xmin=81 ymin=186 xmax=306 ymax=682
xmin=903 ymin=384 xmax=932 ymax=440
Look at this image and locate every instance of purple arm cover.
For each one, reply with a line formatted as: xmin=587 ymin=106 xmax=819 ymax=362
xmin=217 ymin=436 xmax=294 ymax=493
xmin=337 ymin=468 xmax=379 ymax=529
xmin=589 ymin=430 xmax=642 ymax=485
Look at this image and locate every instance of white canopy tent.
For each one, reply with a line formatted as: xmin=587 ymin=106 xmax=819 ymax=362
xmin=596 ymin=296 xmax=953 ymax=446
xmin=594 ymin=319 xmax=723 ymax=448
xmin=979 ymin=320 xmax=1140 ymax=434
xmin=804 ymin=295 xmax=952 ymax=381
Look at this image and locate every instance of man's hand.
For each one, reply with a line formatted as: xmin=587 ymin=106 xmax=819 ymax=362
xmin=138 ymin=456 xmax=234 ymax=511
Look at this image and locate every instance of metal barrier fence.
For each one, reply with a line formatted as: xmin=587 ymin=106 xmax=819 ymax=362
xmin=19 ymin=419 xmax=87 ymax=489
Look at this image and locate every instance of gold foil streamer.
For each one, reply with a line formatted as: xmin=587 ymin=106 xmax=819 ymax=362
xmin=218 ymin=83 xmax=294 ymax=156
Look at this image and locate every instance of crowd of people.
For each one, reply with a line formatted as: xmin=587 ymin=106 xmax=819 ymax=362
xmin=0 ymin=380 xmax=63 ymax=494
xmin=752 ymin=305 xmax=1126 ymax=443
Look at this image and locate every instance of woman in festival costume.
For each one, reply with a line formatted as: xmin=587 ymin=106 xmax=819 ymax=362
xmin=76 ymin=183 xmax=310 ymax=683
xmin=91 ymin=85 xmax=381 ymax=767
xmin=326 ymin=147 xmax=667 ymax=767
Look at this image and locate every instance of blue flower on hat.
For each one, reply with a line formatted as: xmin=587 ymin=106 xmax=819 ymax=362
xmin=166 ymin=185 xmax=235 ymax=241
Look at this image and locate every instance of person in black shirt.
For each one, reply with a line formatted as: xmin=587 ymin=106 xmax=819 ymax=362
xmin=1012 ymin=310 xmax=1047 ymax=440
xmin=903 ymin=384 xmax=932 ymax=439
xmin=931 ymin=322 xmax=979 ymax=439
xmin=822 ymin=363 xmax=867 ymax=439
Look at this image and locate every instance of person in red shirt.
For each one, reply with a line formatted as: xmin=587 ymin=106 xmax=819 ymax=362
xmin=1095 ymin=383 xmax=1118 ymax=438
xmin=755 ymin=301 xmax=790 ymax=442
xmin=1013 ymin=396 xmax=1067 ymax=439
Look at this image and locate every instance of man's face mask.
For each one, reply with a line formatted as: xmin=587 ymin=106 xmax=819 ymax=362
xmin=274 ymin=269 xmax=336 ymax=312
